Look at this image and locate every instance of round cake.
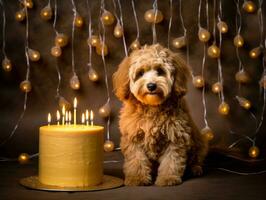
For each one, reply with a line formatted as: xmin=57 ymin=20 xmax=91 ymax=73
xmin=39 ymin=125 xmax=104 ymax=187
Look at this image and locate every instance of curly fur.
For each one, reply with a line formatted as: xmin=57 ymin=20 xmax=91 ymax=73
xmin=113 ymin=44 xmax=208 ymax=186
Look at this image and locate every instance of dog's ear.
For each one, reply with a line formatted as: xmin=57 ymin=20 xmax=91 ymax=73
xmin=172 ymin=53 xmax=191 ymax=97
xmin=112 ymin=56 xmax=131 ymax=101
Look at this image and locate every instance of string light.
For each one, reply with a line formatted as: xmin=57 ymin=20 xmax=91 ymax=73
xmin=20 ymin=80 xmax=32 ymax=93
xmin=99 ymin=101 xmax=111 ymax=118
xmin=96 ymin=42 xmax=108 ymax=56
xmin=198 ymin=27 xmax=211 ymax=42
xmin=207 ymin=43 xmax=221 ymax=58
xmin=233 ymin=34 xmax=244 ymax=47
xmin=88 ymin=67 xmax=99 ymax=82
xmin=2 ymin=57 xmax=12 ymax=72
xmin=104 ymin=140 xmax=115 ymax=152
xmin=22 ymin=0 xmax=33 ymax=9
xmin=144 ymin=9 xmax=163 ymax=23
xmin=58 ymin=96 xmax=71 ymax=110
xmin=193 ymin=75 xmax=205 ymax=88
xmin=40 ymin=4 xmax=53 ymax=21
xmin=235 ymin=70 xmax=250 ymax=84
xmin=74 ymin=14 xmax=84 ymax=28
xmin=113 ymin=22 xmax=123 ymax=38
xmin=130 ymin=0 xmax=141 ymax=50
xmin=217 ymin=21 xmax=228 ymax=33
xmin=101 ymin=10 xmax=115 ymax=26
xmin=248 ymin=145 xmax=259 ymax=158
xmin=172 ymin=36 xmax=186 ymax=49
xmin=69 ymin=74 xmax=80 ymax=90
xmin=218 ymin=101 xmax=230 ymax=115
xmin=212 ymin=82 xmax=223 ymax=94
xmin=201 ymin=126 xmax=214 ymax=141
xmin=55 ymin=33 xmax=69 ymax=47
xmin=28 ymin=48 xmax=40 ymax=62
xmin=130 ymin=39 xmax=141 ymax=50
xmin=236 ymin=96 xmax=251 ymax=110
xmin=18 ymin=153 xmax=30 ymax=164
xmin=87 ymin=35 xmax=100 ymax=47
xmin=15 ymin=9 xmax=26 ymax=22
xmin=242 ymin=1 xmax=257 ymax=13
xmin=50 ymin=45 xmax=62 ymax=57
xmin=249 ymin=46 xmax=262 ymax=59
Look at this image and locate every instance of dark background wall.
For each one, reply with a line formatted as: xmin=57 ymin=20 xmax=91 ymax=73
xmin=0 ymin=0 xmax=265 ymax=158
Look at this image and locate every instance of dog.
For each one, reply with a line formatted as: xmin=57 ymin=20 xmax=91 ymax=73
xmin=113 ymin=44 xmax=208 ymax=186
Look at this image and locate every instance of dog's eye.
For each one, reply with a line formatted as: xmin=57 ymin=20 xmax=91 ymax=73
xmin=156 ymin=67 xmax=165 ymax=76
xmin=135 ymin=69 xmax=144 ymax=80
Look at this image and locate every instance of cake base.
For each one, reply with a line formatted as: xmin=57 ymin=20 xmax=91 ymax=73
xmin=20 ymin=175 xmax=123 ymax=192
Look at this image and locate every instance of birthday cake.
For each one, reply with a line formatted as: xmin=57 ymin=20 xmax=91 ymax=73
xmin=39 ymin=125 xmax=104 ymax=187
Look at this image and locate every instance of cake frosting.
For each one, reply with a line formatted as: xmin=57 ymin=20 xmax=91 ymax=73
xmin=39 ymin=125 xmax=104 ymax=187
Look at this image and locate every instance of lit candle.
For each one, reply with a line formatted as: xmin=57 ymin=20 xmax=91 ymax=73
xmin=68 ymin=111 xmax=72 ymax=125
xmin=74 ymin=97 xmax=77 ymax=125
xmin=81 ymin=113 xmax=85 ymax=124
xmin=66 ymin=111 xmax=69 ymax=125
xmin=62 ymin=105 xmax=66 ymax=125
xmin=48 ymin=113 xmax=51 ymax=126
xmin=86 ymin=109 xmax=89 ymax=126
xmin=56 ymin=110 xmax=60 ymax=125
xmin=90 ymin=110 xmax=94 ymax=126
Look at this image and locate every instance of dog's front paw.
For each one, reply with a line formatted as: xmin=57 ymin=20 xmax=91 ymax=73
xmin=124 ymin=175 xmax=152 ymax=186
xmin=155 ymin=175 xmax=182 ymax=186
xmin=191 ymin=165 xmax=203 ymax=176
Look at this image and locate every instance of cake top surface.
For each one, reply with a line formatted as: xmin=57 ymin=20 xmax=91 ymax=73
xmin=40 ymin=125 xmax=104 ymax=133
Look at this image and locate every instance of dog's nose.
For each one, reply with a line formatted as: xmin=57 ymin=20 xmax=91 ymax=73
xmin=147 ymin=83 xmax=157 ymax=92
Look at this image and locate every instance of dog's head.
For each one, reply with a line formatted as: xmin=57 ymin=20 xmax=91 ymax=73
xmin=113 ymin=44 xmax=190 ymax=106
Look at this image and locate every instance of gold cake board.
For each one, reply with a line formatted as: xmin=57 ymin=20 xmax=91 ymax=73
xmin=20 ymin=175 xmax=124 ymax=192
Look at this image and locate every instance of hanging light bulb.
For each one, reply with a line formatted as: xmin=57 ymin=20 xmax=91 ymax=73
xmin=75 ymin=14 xmax=84 ymax=28
xmin=218 ymin=102 xmax=230 ymax=115
xmin=88 ymin=68 xmax=99 ymax=82
xmin=69 ymin=74 xmax=80 ymax=90
xmin=40 ymin=5 xmax=53 ymax=21
xmin=87 ymin=35 xmax=100 ymax=47
xmin=130 ymin=39 xmax=141 ymax=50
xmin=198 ymin=27 xmax=211 ymax=42
xmin=18 ymin=153 xmax=30 ymax=164
xmin=144 ymin=9 xmax=164 ymax=23
xmin=193 ymin=75 xmax=205 ymax=88
xmin=236 ymin=96 xmax=251 ymax=110
xmin=2 ymin=57 xmax=12 ymax=72
xmin=22 ymin=0 xmax=33 ymax=9
xmin=99 ymin=101 xmax=111 ymax=118
xmin=20 ymin=80 xmax=32 ymax=93
xmin=101 ymin=10 xmax=115 ymax=26
xmin=96 ymin=43 xmax=108 ymax=56
xmin=260 ymin=75 xmax=266 ymax=89
xmin=212 ymin=82 xmax=223 ymax=94
xmin=113 ymin=22 xmax=124 ymax=38
xmin=235 ymin=70 xmax=250 ymax=84
xmin=201 ymin=126 xmax=214 ymax=141
xmin=242 ymin=1 xmax=257 ymax=13
xmin=55 ymin=33 xmax=69 ymax=47
xmin=249 ymin=47 xmax=262 ymax=59
xmin=58 ymin=96 xmax=71 ymax=110
xmin=50 ymin=45 xmax=62 ymax=57
xmin=104 ymin=140 xmax=115 ymax=152
xmin=248 ymin=145 xmax=259 ymax=158
xmin=15 ymin=9 xmax=26 ymax=22
xmin=233 ymin=34 xmax=244 ymax=48
xmin=28 ymin=48 xmax=40 ymax=62
xmin=208 ymin=44 xmax=221 ymax=58
xmin=217 ymin=21 xmax=228 ymax=34
xmin=172 ymin=36 xmax=186 ymax=49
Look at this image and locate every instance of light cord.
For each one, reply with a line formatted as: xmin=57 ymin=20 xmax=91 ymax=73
xmin=117 ymin=0 xmax=128 ymax=56
xmin=86 ymin=0 xmax=93 ymax=72
xmin=0 ymin=0 xmax=6 ymax=57
xmin=152 ymin=0 xmax=158 ymax=44
xmin=131 ymin=0 xmax=140 ymax=40
xmin=167 ymin=0 xmax=173 ymax=48
xmin=70 ymin=0 xmax=77 ymax=75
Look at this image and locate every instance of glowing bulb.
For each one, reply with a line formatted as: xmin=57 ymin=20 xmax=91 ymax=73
xmin=212 ymin=82 xmax=223 ymax=94
xmin=40 ymin=5 xmax=52 ymax=20
xmin=2 ymin=57 xmax=12 ymax=72
xmin=96 ymin=43 xmax=108 ymax=56
xmin=198 ymin=27 xmax=211 ymax=42
xmin=243 ymin=1 xmax=256 ymax=13
xmin=99 ymin=102 xmax=111 ymax=118
xmin=234 ymin=34 xmax=244 ymax=48
xmin=55 ymin=33 xmax=68 ymax=47
xmin=15 ymin=9 xmax=26 ymax=22
xmin=260 ymin=75 xmax=266 ymax=89
xmin=130 ymin=39 xmax=141 ymax=50
xmin=75 ymin=14 xmax=84 ymax=28
xmin=18 ymin=153 xmax=30 ymax=164
xmin=217 ymin=21 xmax=228 ymax=33
xmin=20 ymin=80 xmax=32 ymax=93
xmin=104 ymin=140 xmax=115 ymax=152
xmin=193 ymin=75 xmax=205 ymax=88
xmin=172 ymin=36 xmax=186 ymax=49
xmin=218 ymin=102 xmax=230 ymax=115
xmin=248 ymin=146 xmax=259 ymax=158
xmin=58 ymin=96 xmax=71 ymax=110
xmin=50 ymin=45 xmax=62 ymax=57
xmin=28 ymin=49 xmax=40 ymax=62
xmin=70 ymin=75 xmax=80 ymax=90
xmin=201 ymin=126 xmax=214 ymax=141
xmin=236 ymin=96 xmax=251 ymax=110
xmin=144 ymin=9 xmax=164 ymax=23
xmin=235 ymin=70 xmax=250 ymax=84
xmin=208 ymin=44 xmax=221 ymax=58
xmin=249 ymin=47 xmax=262 ymax=59
xmin=87 ymin=35 xmax=100 ymax=47
xmin=88 ymin=68 xmax=99 ymax=82
xmin=22 ymin=0 xmax=33 ymax=9
xmin=114 ymin=23 xmax=124 ymax=38
xmin=101 ymin=10 xmax=115 ymax=26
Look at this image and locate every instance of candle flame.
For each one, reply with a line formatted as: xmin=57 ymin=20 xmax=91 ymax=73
xmin=48 ymin=113 xmax=51 ymax=124
xmin=74 ymin=97 xmax=77 ymax=109
xmin=81 ymin=113 xmax=85 ymax=124
xmin=62 ymin=105 xmax=66 ymax=115
xmin=66 ymin=111 xmax=69 ymax=122
xmin=90 ymin=110 xmax=94 ymax=120
xmin=56 ymin=110 xmax=60 ymax=121
xmin=86 ymin=109 xmax=89 ymax=120
xmin=69 ymin=111 xmax=72 ymax=122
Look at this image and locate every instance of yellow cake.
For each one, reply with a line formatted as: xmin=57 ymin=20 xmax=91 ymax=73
xmin=39 ymin=125 xmax=104 ymax=187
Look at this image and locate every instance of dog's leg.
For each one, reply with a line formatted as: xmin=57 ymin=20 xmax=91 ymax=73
xmin=155 ymin=143 xmax=187 ymax=186
xmin=123 ymin=143 xmax=152 ymax=186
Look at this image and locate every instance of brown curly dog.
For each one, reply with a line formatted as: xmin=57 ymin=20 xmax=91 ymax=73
xmin=113 ymin=44 xmax=208 ymax=186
